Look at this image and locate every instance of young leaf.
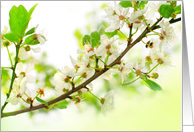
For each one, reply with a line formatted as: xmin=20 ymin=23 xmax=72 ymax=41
xmin=4 ymin=32 xmax=20 ymax=43
xmin=174 ymin=5 xmax=181 ymax=14
xmin=9 ymin=5 xmax=30 ymax=41
xmin=25 ymin=27 xmax=36 ymax=36
xmin=36 ymin=97 xmax=48 ymax=105
xmin=159 ymin=4 xmax=174 ymax=18
xmin=143 ymin=78 xmax=162 ymax=91
xmin=23 ymin=34 xmax=40 ymax=45
xmin=82 ymin=35 xmax=91 ymax=46
xmin=138 ymin=1 xmax=148 ymax=10
xmin=28 ymin=3 xmax=38 ymax=17
xmin=90 ymin=31 xmax=100 ymax=48
xmin=119 ymin=1 xmax=132 ymax=8
xmin=105 ymin=30 xmax=118 ymax=38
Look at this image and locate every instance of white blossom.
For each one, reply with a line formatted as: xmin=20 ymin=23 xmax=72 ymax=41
xmin=118 ymin=61 xmax=133 ymax=83
xmin=159 ymin=20 xmax=176 ymax=50
xmin=101 ymin=90 xmax=114 ymax=116
xmin=6 ymin=78 xmax=28 ymax=105
xmin=17 ymin=62 xmax=36 ymax=83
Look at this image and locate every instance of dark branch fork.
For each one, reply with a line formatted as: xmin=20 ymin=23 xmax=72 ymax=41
xmin=1 ymin=17 xmax=181 ymax=118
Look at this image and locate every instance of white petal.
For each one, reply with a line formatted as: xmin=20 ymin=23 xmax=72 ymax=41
xmin=87 ymin=83 xmax=93 ymax=91
xmin=26 ymin=74 xmax=36 ymax=83
xmin=54 ymin=72 xmax=64 ymax=81
xmin=17 ymin=62 xmax=24 ymax=72
xmin=37 ymin=34 xmax=45 ymax=45
xmin=70 ymin=55 xmax=77 ymax=66
xmin=7 ymin=96 xmax=20 ymax=105
xmin=76 ymin=102 xmax=85 ymax=111
xmin=19 ymin=47 xmax=29 ymax=60
xmin=77 ymin=49 xmax=86 ymax=54
xmin=123 ymin=8 xmax=129 ymax=16
xmin=25 ymin=63 xmax=34 ymax=73
xmin=32 ymin=47 xmax=41 ymax=53
xmin=101 ymin=105 xmax=106 ymax=116
xmin=104 ymin=90 xmax=114 ymax=99
xmin=20 ymin=79 xmax=28 ymax=95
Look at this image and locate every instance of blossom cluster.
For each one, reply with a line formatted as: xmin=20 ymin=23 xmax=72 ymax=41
xmin=52 ymin=1 xmax=176 ymax=116
xmin=5 ymin=26 xmax=46 ymax=107
xmin=3 ymin=1 xmax=179 ymax=117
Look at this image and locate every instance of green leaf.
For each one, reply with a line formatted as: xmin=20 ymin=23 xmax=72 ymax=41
xmin=174 ymin=5 xmax=181 ymax=14
xmin=4 ymin=32 xmax=20 ymax=43
xmin=36 ymin=97 xmax=48 ymax=105
xmin=159 ymin=4 xmax=174 ymax=18
xmin=119 ymin=1 xmax=132 ymax=8
xmin=105 ymin=30 xmax=118 ymax=38
xmin=90 ymin=31 xmax=100 ymax=48
xmin=138 ymin=1 xmax=148 ymax=10
xmin=82 ymin=35 xmax=91 ymax=46
xmin=167 ymin=1 xmax=177 ymax=7
xmin=9 ymin=5 xmax=30 ymax=41
xmin=23 ymin=34 xmax=40 ymax=45
xmin=25 ymin=27 xmax=36 ymax=36
xmin=28 ymin=3 xmax=38 ymax=17
xmin=143 ymin=78 xmax=162 ymax=91
xmin=54 ymin=100 xmax=68 ymax=109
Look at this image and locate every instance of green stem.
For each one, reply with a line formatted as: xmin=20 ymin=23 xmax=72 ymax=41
xmin=1 ymin=44 xmax=20 ymax=114
xmin=6 ymin=46 xmax=13 ymax=67
xmin=95 ymin=57 xmax=99 ymax=69
xmin=104 ymin=53 xmax=110 ymax=65
xmin=118 ymin=30 xmax=127 ymax=39
xmin=32 ymin=93 xmax=40 ymax=102
xmin=128 ymin=23 xmax=133 ymax=45
xmin=1 ymin=67 xmax=12 ymax=69
xmin=143 ymin=19 xmax=150 ymax=29
xmin=95 ymin=56 xmax=105 ymax=65
xmin=88 ymin=90 xmax=101 ymax=101
xmin=147 ymin=63 xmax=160 ymax=74
xmin=122 ymin=77 xmax=140 ymax=86
xmin=74 ymin=76 xmax=82 ymax=84
xmin=141 ymin=40 xmax=147 ymax=45
xmin=21 ymin=97 xmax=30 ymax=104
xmin=132 ymin=27 xmax=138 ymax=36
xmin=24 ymin=93 xmax=30 ymax=98
xmin=146 ymin=34 xmax=159 ymax=36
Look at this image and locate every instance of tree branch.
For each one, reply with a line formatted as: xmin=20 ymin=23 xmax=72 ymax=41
xmin=1 ymin=17 xmax=181 ymax=118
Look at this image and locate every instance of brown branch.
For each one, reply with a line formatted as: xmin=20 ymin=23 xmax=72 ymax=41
xmin=1 ymin=17 xmax=181 ymax=118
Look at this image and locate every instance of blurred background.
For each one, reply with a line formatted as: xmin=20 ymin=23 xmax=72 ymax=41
xmin=1 ymin=1 xmax=183 ymax=131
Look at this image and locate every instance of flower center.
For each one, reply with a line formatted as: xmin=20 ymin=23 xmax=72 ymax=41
xmin=145 ymin=56 xmax=152 ymax=62
xmin=135 ymin=69 xmax=142 ymax=76
xmin=157 ymin=58 xmax=164 ymax=64
xmin=119 ymin=15 xmax=124 ymax=20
